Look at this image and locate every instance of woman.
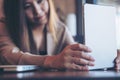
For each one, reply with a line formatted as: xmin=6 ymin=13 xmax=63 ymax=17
xmin=0 ymin=0 xmax=119 ymax=71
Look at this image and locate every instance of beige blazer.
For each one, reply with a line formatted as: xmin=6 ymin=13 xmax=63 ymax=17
xmin=0 ymin=21 xmax=75 ymax=65
xmin=47 ymin=21 xmax=75 ymax=55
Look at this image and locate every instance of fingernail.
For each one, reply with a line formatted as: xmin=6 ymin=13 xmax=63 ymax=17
xmin=92 ymin=57 xmax=95 ymax=61
xmin=90 ymin=56 xmax=95 ymax=61
xmin=116 ymin=59 xmax=120 ymax=63
xmin=89 ymin=62 xmax=95 ymax=66
xmin=88 ymin=47 xmax=92 ymax=52
xmin=116 ymin=66 xmax=120 ymax=70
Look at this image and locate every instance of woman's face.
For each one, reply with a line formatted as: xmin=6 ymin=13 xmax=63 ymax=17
xmin=24 ymin=0 xmax=49 ymax=25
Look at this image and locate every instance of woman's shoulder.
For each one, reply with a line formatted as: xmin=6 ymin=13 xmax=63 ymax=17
xmin=56 ymin=20 xmax=68 ymax=32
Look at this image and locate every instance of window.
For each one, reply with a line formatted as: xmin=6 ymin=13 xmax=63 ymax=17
xmin=53 ymin=0 xmax=77 ymax=36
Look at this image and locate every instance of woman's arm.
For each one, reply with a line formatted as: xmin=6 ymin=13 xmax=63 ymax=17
xmin=43 ymin=24 xmax=95 ymax=70
xmin=0 ymin=19 xmax=95 ymax=70
xmin=0 ymin=22 xmax=48 ymax=66
xmin=44 ymin=43 xmax=95 ymax=70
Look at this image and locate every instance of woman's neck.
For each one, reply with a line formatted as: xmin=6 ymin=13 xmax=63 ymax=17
xmin=32 ymin=24 xmax=46 ymax=51
xmin=32 ymin=24 xmax=46 ymax=33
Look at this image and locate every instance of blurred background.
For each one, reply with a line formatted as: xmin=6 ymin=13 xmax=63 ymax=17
xmin=0 ymin=0 xmax=120 ymax=48
xmin=53 ymin=0 xmax=120 ymax=49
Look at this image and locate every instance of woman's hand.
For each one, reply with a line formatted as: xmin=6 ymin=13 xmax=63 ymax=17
xmin=115 ymin=49 xmax=120 ymax=71
xmin=44 ymin=43 xmax=95 ymax=71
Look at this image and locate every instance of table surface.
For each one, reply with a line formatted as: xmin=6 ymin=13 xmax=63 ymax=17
xmin=0 ymin=70 xmax=120 ymax=80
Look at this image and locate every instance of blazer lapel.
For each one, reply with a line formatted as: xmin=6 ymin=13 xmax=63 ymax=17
xmin=46 ymin=31 xmax=56 ymax=55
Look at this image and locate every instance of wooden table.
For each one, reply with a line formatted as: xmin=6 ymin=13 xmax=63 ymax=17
xmin=0 ymin=70 xmax=120 ymax=80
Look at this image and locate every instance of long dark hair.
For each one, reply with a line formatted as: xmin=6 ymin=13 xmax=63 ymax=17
xmin=4 ymin=0 xmax=30 ymax=52
xmin=3 ymin=0 xmax=59 ymax=53
xmin=4 ymin=0 xmax=21 ymax=47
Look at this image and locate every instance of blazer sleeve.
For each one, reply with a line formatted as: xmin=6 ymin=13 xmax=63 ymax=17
xmin=0 ymin=22 xmax=22 ymax=64
xmin=53 ymin=21 xmax=76 ymax=55
xmin=64 ymin=26 xmax=75 ymax=45
xmin=0 ymin=22 xmax=47 ymax=65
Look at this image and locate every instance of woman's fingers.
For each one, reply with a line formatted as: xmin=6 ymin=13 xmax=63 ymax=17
xmin=65 ymin=63 xmax=89 ymax=71
xmin=115 ymin=49 xmax=120 ymax=70
xmin=70 ymin=51 xmax=95 ymax=61
xmin=70 ymin=57 xmax=94 ymax=66
xmin=64 ymin=56 xmax=94 ymax=70
xmin=115 ymin=57 xmax=120 ymax=70
xmin=59 ymin=43 xmax=95 ymax=70
xmin=69 ymin=44 xmax=95 ymax=61
xmin=70 ymin=44 xmax=92 ymax=52
xmin=115 ymin=63 xmax=120 ymax=72
xmin=115 ymin=58 xmax=120 ymax=64
xmin=117 ymin=49 xmax=120 ymax=56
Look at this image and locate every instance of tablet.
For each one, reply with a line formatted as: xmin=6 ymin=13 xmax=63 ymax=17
xmin=84 ymin=4 xmax=117 ymax=70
